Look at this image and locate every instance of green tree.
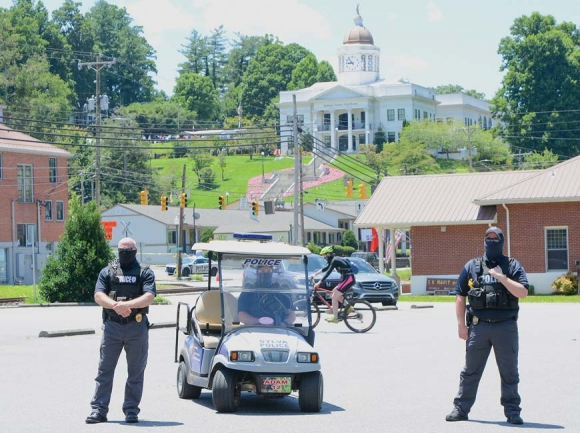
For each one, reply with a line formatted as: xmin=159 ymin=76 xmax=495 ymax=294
xmin=97 ymin=116 xmax=161 ymax=209
xmin=207 ymin=25 xmax=228 ymax=92
xmin=288 ymin=53 xmax=319 ymax=90
xmin=173 ymin=72 xmax=220 ymax=121
xmin=200 ymin=228 xmax=215 ymax=242
xmin=342 ymin=230 xmax=359 ymax=250
xmin=179 ymin=29 xmax=208 ymax=74
xmin=521 ymin=148 xmax=559 ymax=170
xmin=240 ymin=42 xmax=310 ymax=117
xmin=316 ymin=60 xmax=337 ymax=82
xmin=121 ymin=101 xmax=196 ymax=135
xmin=433 ymin=84 xmax=485 ymax=100
xmin=358 ymin=144 xmax=389 ymax=180
xmin=39 ymin=196 xmax=114 ymax=303
xmin=388 ymin=132 xmax=440 ymax=175
xmin=492 ymin=12 xmax=580 ymax=158
xmin=75 ymin=0 xmax=157 ymax=106
xmin=373 ymin=125 xmax=386 ymax=153
xmin=190 ymin=150 xmax=213 ymax=183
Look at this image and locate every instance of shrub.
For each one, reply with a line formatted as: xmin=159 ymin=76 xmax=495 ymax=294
xmin=551 ymin=275 xmax=577 ymax=296
xmin=306 ymin=242 xmax=320 ymax=254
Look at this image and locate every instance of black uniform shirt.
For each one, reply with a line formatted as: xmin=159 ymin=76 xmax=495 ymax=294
xmin=95 ymin=259 xmax=157 ymax=297
xmin=453 ymin=255 xmax=529 ymax=321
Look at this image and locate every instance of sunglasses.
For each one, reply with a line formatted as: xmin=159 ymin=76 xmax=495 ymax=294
xmin=485 ymin=238 xmax=501 ymax=243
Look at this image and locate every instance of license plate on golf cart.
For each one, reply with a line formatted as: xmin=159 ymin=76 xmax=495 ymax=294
xmin=260 ymin=376 xmax=292 ymax=393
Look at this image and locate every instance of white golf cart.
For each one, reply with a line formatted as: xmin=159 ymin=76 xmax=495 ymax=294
xmin=174 ymin=239 xmax=323 ymax=413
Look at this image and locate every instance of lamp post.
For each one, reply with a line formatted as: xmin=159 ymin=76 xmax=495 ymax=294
xmin=261 ymin=151 xmax=265 ymax=182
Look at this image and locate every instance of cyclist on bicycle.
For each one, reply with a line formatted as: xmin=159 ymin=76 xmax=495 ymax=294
xmin=313 ymin=246 xmax=356 ymax=323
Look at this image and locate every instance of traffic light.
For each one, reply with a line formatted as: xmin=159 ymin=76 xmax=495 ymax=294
xmin=251 ymin=200 xmax=259 ymax=216
xmin=358 ymin=183 xmax=367 ymax=199
xmin=161 ymin=194 xmax=167 ymax=211
xmin=345 ymin=179 xmax=353 ymax=197
xmin=218 ymin=195 xmax=225 ymax=210
xmin=140 ymin=189 xmax=148 ymax=205
xmin=180 ymin=192 xmax=187 ymax=208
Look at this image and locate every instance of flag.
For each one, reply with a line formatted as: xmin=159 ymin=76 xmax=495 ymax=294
xmin=370 ymin=228 xmax=379 ymax=252
xmin=386 ymin=230 xmax=404 ymax=263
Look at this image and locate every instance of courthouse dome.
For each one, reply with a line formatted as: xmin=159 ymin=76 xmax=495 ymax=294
xmin=343 ymin=6 xmax=374 ymax=45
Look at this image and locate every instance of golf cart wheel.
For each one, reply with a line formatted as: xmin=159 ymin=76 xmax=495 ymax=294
xmin=181 ymin=267 xmax=191 ymax=277
xmin=177 ymin=361 xmax=202 ymax=399
xmin=343 ymin=300 xmax=376 ymax=333
xmin=212 ymin=368 xmax=240 ymax=413
xmin=298 ymin=371 xmax=323 ymax=412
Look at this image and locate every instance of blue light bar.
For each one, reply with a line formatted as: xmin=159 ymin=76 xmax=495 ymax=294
xmin=233 ymin=232 xmax=273 ymax=241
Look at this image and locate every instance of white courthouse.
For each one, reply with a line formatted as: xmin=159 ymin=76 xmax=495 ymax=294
xmin=278 ymin=7 xmax=494 ymax=155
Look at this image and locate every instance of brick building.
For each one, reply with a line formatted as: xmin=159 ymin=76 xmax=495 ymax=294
xmin=0 ymin=109 xmax=71 ymax=285
xmin=354 ymin=156 xmax=580 ymax=294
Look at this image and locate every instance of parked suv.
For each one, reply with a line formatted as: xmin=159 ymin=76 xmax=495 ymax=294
xmin=314 ymin=257 xmax=398 ymax=306
xmin=351 ymin=251 xmax=380 ymax=269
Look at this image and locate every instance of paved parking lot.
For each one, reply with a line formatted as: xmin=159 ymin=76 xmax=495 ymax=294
xmin=0 ymin=297 xmax=578 ymax=432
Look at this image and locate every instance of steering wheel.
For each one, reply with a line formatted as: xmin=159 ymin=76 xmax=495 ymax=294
xmin=258 ymin=293 xmax=290 ymax=325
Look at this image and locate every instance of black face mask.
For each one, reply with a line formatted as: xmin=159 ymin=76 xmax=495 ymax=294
xmin=118 ymin=249 xmax=137 ymax=267
xmin=484 ymin=238 xmax=504 ymax=261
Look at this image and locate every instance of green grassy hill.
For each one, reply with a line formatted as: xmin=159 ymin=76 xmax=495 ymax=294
xmin=151 ymin=152 xmax=471 ymax=208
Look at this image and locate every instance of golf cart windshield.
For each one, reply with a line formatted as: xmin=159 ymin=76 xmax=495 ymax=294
xmin=194 ymin=241 xmax=313 ymax=339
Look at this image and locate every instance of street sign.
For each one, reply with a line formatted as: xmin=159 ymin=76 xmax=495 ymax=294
xmin=316 ymin=201 xmax=325 ymax=212
xmin=193 ymin=212 xmax=200 ymax=220
xmin=240 ymin=197 xmax=248 ymax=209
xmin=355 ymin=202 xmax=365 ymax=214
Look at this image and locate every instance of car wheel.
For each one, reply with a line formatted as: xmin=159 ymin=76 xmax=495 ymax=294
xmin=212 ymin=368 xmax=240 ymax=413
xmin=298 ymin=371 xmax=323 ymax=412
xmin=177 ymin=361 xmax=202 ymax=399
xmin=182 ymin=267 xmax=191 ymax=277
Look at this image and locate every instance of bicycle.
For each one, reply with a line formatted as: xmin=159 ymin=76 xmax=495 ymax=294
xmin=294 ymin=280 xmax=376 ymax=333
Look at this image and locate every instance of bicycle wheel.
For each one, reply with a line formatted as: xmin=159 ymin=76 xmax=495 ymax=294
xmin=343 ymin=300 xmax=376 ymax=333
xmin=293 ymin=299 xmax=321 ymax=328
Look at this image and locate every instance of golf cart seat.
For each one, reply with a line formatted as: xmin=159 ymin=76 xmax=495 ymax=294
xmin=194 ymin=290 xmax=238 ymax=349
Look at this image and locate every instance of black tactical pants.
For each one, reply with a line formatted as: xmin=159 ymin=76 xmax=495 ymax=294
xmin=89 ymin=318 xmax=149 ymax=417
xmin=453 ymin=319 xmax=521 ymax=418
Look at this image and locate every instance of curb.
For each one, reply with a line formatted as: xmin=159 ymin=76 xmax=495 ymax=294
xmin=39 ymin=329 xmax=95 ymax=338
xmin=37 ymin=322 xmax=177 ymax=338
xmin=150 ymin=321 xmax=176 ymax=329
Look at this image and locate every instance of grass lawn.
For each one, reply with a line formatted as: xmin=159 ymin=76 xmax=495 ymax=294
xmin=151 ymin=154 xmax=311 ymax=208
xmin=3 ymin=285 xmax=579 ymax=304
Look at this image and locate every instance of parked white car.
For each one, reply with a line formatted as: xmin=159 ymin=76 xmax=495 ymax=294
xmin=165 ymin=256 xmax=209 ymax=277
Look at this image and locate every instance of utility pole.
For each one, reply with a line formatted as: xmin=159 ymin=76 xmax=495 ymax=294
xmin=299 ymin=144 xmax=305 ymax=246
xmin=292 ymin=95 xmax=300 ymax=245
xmin=78 ymin=55 xmax=115 ymax=207
xmin=177 ymin=164 xmax=186 ymax=279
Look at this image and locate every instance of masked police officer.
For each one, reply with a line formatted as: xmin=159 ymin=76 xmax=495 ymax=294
xmin=86 ymin=237 xmax=156 ymax=424
xmin=446 ymin=227 xmax=529 ymax=425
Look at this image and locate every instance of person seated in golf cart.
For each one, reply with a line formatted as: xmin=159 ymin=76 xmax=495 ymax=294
xmin=238 ymin=264 xmax=295 ymax=326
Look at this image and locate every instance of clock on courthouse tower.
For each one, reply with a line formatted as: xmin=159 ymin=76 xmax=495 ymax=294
xmin=344 ymin=54 xmax=361 ymax=71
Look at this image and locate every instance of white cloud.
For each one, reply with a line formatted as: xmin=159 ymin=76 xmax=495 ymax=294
xmin=426 ymin=0 xmax=443 ymax=22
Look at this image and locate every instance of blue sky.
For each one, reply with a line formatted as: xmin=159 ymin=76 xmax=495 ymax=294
xmin=37 ymin=0 xmax=580 ymax=99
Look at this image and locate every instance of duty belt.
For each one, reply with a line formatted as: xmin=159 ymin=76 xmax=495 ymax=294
xmin=107 ymin=313 xmax=144 ymax=324
xmin=473 ymin=316 xmax=516 ymax=325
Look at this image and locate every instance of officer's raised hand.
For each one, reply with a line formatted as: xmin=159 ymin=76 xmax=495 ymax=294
xmin=488 ymin=265 xmax=505 ymax=282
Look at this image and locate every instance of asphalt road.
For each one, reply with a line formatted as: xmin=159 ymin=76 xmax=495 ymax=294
xmin=0 ymin=297 xmax=578 ymax=433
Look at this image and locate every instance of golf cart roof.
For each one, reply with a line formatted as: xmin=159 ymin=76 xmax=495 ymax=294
xmin=192 ymin=240 xmax=310 ymax=256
